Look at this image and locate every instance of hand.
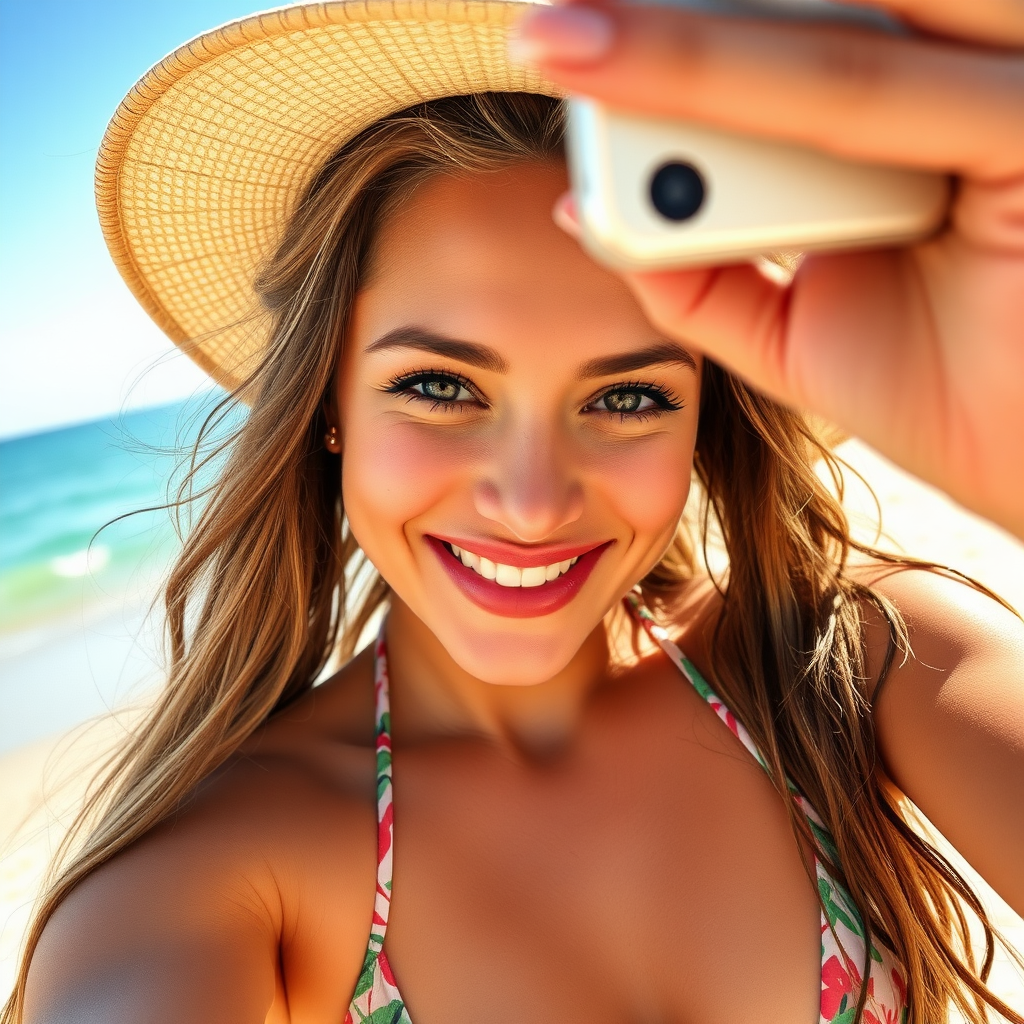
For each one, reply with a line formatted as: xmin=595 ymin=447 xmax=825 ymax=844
xmin=514 ymin=0 xmax=1024 ymax=539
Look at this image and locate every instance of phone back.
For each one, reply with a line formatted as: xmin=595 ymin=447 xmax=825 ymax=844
xmin=567 ymin=0 xmax=949 ymax=270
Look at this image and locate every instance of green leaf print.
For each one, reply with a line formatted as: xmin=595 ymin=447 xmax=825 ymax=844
xmin=377 ymin=747 xmax=392 ymax=775
xmin=819 ymin=878 xmax=862 ymax=937
xmin=682 ymin=658 xmax=715 ymax=701
xmin=830 ymin=1006 xmax=859 ymax=1024
xmin=354 ymin=952 xmax=376 ymax=998
xmin=808 ymin=818 xmax=841 ymax=865
xmin=358 ymin=999 xmax=407 ymax=1023
xmin=833 ymin=880 xmax=867 ymax=938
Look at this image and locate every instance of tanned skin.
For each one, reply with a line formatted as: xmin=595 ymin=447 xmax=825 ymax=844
xmin=25 ymin=164 xmax=1024 ymax=1023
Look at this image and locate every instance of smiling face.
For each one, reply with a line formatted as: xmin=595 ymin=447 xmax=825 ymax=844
xmin=337 ymin=161 xmax=700 ymax=685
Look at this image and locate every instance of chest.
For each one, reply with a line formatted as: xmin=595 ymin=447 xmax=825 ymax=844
xmin=278 ymin=675 xmax=823 ymax=1024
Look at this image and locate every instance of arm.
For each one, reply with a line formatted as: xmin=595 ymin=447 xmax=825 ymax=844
xmin=863 ymin=567 xmax=1024 ymax=914
xmin=23 ymin=793 xmax=284 ymax=1023
xmin=515 ymin=0 xmax=1024 ymax=539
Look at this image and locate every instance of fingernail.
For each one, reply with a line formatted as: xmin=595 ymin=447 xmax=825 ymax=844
xmin=509 ymin=5 xmax=615 ymax=65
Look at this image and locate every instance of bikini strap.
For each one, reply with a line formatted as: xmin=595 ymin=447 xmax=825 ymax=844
xmin=626 ymin=594 xmax=770 ymax=772
xmin=370 ymin=621 xmax=395 ymax=956
xmin=625 ymin=593 xmax=841 ymax=853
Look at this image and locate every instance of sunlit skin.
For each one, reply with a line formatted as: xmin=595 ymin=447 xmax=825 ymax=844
xmin=517 ymin=0 xmax=1024 ymax=539
xmin=23 ymin=161 xmax=1024 ymax=1024
xmin=338 ymin=163 xmax=699 ymax=713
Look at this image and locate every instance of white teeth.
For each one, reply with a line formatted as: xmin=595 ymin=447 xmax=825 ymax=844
xmin=495 ymin=563 xmax=522 ymax=587
xmin=520 ymin=566 xmax=546 ymax=588
xmin=447 ymin=542 xmax=583 ymax=588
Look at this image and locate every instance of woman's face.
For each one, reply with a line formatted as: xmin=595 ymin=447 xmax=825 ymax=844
xmin=337 ymin=161 xmax=701 ymax=685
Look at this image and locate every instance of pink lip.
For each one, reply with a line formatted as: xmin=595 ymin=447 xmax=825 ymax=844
xmin=430 ymin=534 xmax=603 ymax=568
xmin=426 ymin=536 xmax=613 ymax=618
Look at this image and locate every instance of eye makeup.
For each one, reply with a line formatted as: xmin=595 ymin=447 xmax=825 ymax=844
xmin=381 ymin=367 xmax=487 ymax=412
xmin=582 ymin=380 xmax=684 ymax=420
xmin=380 ymin=368 xmax=686 ymax=421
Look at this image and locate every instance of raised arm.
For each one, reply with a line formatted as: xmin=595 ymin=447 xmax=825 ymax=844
xmin=515 ymin=0 xmax=1024 ymax=539
xmin=863 ymin=566 xmax=1024 ymax=915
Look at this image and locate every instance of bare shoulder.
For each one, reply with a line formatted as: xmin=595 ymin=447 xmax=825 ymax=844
xmin=25 ymin=646 xmax=380 ymax=1023
xmin=848 ymin=557 xmax=1024 ymax=692
xmin=846 ymin=558 xmax=1024 ymax=912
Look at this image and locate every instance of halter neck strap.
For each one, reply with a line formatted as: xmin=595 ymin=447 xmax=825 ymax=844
xmin=370 ymin=622 xmax=395 ymax=953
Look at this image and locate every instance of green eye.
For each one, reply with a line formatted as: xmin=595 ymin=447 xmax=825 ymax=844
xmin=602 ymin=391 xmax=648 ymax=413
xmin=584 ymin=381 xmax=684 ymax=419
xmin=419 ymin=378 xmax=462 ymax=401
xmin=383 ymin=369 xmax=481 ymax=409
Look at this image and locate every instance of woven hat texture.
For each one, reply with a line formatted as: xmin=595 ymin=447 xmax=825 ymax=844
xmin=96 ymin=0 xmax=558 ymax=390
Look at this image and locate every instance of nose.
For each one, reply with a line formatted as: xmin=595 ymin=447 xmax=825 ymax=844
xmin=474 ymin=422 xmax=584 ymax=541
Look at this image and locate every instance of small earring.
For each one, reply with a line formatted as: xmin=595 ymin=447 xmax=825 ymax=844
xmin=324 ymin=425 xmax=341 ymax=453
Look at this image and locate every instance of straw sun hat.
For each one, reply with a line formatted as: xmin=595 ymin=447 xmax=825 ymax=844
xmin=97 ymin=0 xmax=558 ymax=391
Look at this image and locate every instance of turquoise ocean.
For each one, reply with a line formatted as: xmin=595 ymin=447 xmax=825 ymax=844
xmin=0 ymin=396 xmax=229 ymax=637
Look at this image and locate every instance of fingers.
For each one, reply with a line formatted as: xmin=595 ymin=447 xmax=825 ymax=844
xmin=547 ymin=0 xmax=1024 ymax=45
xmin=515 ymin=5 xmax=1024 ymax=180
xmin=870 ymin=0 xmax=1024 ymax=47
xmin=621 ymin=263 xmax=795 ymax=402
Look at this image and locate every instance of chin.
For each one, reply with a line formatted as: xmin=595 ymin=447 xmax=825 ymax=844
xmin=438 ymin=619 xmax=592 ymax=687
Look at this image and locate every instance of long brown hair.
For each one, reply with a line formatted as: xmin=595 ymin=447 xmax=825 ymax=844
xmin=5 ymin=92 xmax=1021 ymax=1024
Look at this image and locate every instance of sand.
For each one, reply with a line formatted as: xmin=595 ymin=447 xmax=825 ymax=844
xmin=1 ymin=438 xmax=1022 ymax=1015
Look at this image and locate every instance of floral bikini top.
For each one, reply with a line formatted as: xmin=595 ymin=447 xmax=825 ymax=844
xmin=346 ymin=607 xmax=910 ymax=1024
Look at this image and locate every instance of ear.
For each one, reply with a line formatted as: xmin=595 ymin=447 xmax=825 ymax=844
xmin=322 ymin=395 xmax=342 ymax=454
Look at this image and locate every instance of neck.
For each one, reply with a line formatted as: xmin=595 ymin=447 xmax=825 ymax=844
xmin=383 ymin=596 xmax=626 ymax=758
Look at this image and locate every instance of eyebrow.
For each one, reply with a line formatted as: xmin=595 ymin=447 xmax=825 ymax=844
xmin=365 ymin=328 xmax=697 ymax=378
xmin=577 ymin=342 xmax=698 ymax=379
xmin=365 ymin=328 xmax=510 ymax=373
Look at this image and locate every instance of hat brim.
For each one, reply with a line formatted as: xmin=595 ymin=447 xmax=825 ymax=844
xmin=96 ymin=0 xmax=560 ymax=391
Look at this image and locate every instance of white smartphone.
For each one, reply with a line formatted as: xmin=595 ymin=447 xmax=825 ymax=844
xmin=566 ymin=0 xmax=950 ymax=270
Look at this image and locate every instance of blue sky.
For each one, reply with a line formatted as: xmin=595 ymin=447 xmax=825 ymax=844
xmin=0 ymin=1 xmax=262 ymax=438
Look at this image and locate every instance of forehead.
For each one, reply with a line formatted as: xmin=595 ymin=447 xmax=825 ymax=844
xmin=350 ymin=162 xmax=663 ymax=366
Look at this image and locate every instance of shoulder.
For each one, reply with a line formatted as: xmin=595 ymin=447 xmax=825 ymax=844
xmin=26 ymin=647 xmax=380 ymax=1022
xmin=848 ymin=557 xmax=1024 ymax=695
xmin=846 ymin=560 xmax=1024 ymax=911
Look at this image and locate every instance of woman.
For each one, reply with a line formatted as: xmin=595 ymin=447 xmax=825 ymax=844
xmin=7 ymin=3 xmax=1024 ymax=1023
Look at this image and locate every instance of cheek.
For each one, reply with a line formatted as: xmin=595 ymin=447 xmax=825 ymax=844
xmin=584 ymin=431 xmax=696 ymax=540
xmin=341 ymin=418 xmax=476 ymax=552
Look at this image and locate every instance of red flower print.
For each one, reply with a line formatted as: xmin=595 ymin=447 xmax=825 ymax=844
xmin=821 ymin=955 xmax=856 ymax=1020
xmin=379 ymin=950 xmax=397 ymax=987
xmin=378 ymin=801 xmax=393 ymax=860
xmin=821 ymin=952 xmax=885 ymax=1021
xmin=891 ymin=967 xmax=907 ymax=1007
xmin=864 ymin=1008 xmax=902 ymax=1024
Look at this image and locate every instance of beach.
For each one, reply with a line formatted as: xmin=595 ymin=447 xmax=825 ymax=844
xmin=1 ymin=436 xmax=1022 ymax=1014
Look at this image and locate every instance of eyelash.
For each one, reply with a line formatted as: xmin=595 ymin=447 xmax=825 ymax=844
xmin=583 ymin=380 xmax=683 ymax=422
xmin=381 ymin=370 xmax=684 ymax=420
xmin=382 ymin=368 xmax=484 ymax=413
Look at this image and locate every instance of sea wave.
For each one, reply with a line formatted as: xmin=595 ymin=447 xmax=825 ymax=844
xmin=0 ymin=396 xmax=231 ymax=636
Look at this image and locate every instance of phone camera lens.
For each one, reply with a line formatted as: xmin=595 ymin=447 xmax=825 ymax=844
xmin=649 ymin=162 xmax=705 ymax=222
